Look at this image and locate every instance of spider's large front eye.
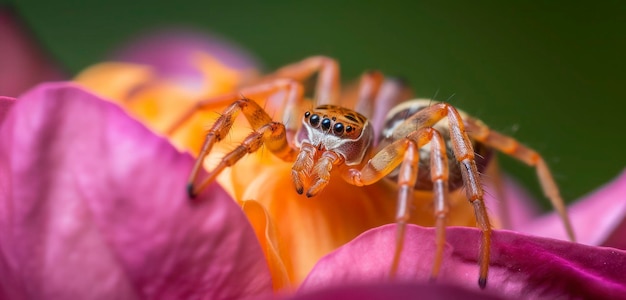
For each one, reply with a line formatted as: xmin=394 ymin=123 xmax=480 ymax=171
xmin=321 ymin=118 xmax=331 ymax=131
xmin=333 ymin=122 xmax=344 ymax=135
xmin=310 ymin=114 xmax=320 ymax=127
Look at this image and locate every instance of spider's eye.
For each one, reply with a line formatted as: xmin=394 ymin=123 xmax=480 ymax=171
xmin=304 ymin=111 xmax=311 ymax=118
xmin=333 ymin=122 xmax=344 ymax=135
xmin=309 ymin=114 xmax=320 ymax=127
xmin=321 ymin=118 xmax=332 ymax=131
xmin=345 ymin=125 xmax=353 ymax=133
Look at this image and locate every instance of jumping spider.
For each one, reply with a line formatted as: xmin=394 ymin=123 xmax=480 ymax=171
xmin=167 ymin=56 xmax=575 ymax=288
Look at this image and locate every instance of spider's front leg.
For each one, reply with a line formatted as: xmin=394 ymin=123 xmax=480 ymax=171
xmin=341 ymin=127 xmax=450 ymax=282
xmin=167 ymin=78 xmax=304 ymax=136
xmin=187 ymin=97 xmax=298 ymax=198
xmin=167 ymin=56 xmax=342 ymax=139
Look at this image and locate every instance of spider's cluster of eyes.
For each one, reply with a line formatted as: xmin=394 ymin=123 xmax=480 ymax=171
xmin=304 ymin=111 xmax=353 ymax=136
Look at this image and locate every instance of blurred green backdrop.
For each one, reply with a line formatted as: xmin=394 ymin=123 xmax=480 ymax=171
xmin=7 ymin=0 xmax=626 ymax=208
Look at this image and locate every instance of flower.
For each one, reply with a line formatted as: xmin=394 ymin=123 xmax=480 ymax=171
xmin=73 ymin=31 xmax=494 ymax=289
xmin=3 ymin=84 xmax=625 ymax=300
xmin=2 ymin=16 xmax=625 ymax=298
xmin=72 ymin=29 xmax=626 ymax=297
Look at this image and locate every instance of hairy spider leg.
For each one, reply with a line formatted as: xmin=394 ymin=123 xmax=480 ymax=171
xmin=340 ymin=127 xmax=450 ymax=282
xmin=464 ymin=117 xmax=576 ymax=242
xmin=345 ymin=102 xmax=492 ymax=288
xmin=352 ymin=72 xmax=414 ymax=143
xmin=354 ymin=71 xmax=384 ymax=118
xmin=166 ymin=78 xmax=304 ymax=136
xmin=187 ymin=98 xmax=298 ymax=198
xmin=168 ymin=56 xmax=343 ymax=137
xmin=268 ymin=56 xmax=340 ymax=105
xmin=180 ymin=57 xmax=383 ymax=199
xmin=400 ymin=129 xmax=451 ymax=281
xmin=369 ymin=78 xmax=414 ymax=143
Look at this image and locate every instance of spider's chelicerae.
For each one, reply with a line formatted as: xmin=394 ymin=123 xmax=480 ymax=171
xmin=169 ymin=56 xmax=576 ymax=288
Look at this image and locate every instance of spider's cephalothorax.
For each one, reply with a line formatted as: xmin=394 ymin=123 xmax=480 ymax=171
xmin=173 ymin=56 xmax=575 ymax=289
xmin=291 ymin=104 xmax=374 ymax=197
xmin=297 ymin=105 xmax=373 ymax=164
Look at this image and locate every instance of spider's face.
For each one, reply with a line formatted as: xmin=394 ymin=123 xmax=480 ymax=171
xmin=296 ymin=105 xmax=373 ymax=165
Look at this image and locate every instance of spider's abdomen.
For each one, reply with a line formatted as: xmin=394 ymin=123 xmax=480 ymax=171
xmin=378 ymin=99 xmax=493 ymax=191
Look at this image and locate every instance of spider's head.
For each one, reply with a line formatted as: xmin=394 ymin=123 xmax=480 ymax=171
xmin=296 ymin=105 xmax=373 ymax=166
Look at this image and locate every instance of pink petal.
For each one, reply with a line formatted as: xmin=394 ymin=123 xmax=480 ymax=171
xmin=0 ymin=83 xmax=272 ymax=299
xmin=301 ymin=225 xmax=626 ymax=299
xmin=113 ymin=29 xmax=259 ymax=80
xmin=0 ymin=9 xmax=65 ymax=97
xmin=520 ymin=170 xmax=626 ymax=249
xmin=0 ymin=97 xmax=15 ymax=124
xmin=287 ymin=282 xmax=503 ymax=300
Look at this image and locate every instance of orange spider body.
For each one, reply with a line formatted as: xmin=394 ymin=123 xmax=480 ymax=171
xmin=171 ymin=56 xmax=575 ymax=289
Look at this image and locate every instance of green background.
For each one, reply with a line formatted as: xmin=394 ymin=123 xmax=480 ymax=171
xmin=7 ymin=0 xmax=626 ymax=208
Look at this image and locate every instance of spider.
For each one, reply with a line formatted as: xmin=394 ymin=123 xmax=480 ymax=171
xmin=167 ymin=56 xmax=576 ymax=288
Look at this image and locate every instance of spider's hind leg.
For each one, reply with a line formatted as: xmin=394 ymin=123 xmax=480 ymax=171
xmin=464 ymin=118 xmax=576 ymax=242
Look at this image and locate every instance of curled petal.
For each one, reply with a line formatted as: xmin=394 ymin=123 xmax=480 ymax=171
xmin=242 ymin=200 xmax=291 ymax=291
xmin=0 ymin=83 xmax=271 ymax=299
xmin=301 ymin=225 xmax=626 ymax=299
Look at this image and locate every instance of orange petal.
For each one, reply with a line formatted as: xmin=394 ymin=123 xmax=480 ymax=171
xmin=242 ymin=200 xmax=291 ymax=291
xmin=234 ymin=158 xmax=388 ymax=284
xmin=192 ymin=51 xmax=257 ymax=96
xmin=227 ymin=149 xmax=481 ymax=285
xmin=74 ymin=62 xmax=155 ymax=102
